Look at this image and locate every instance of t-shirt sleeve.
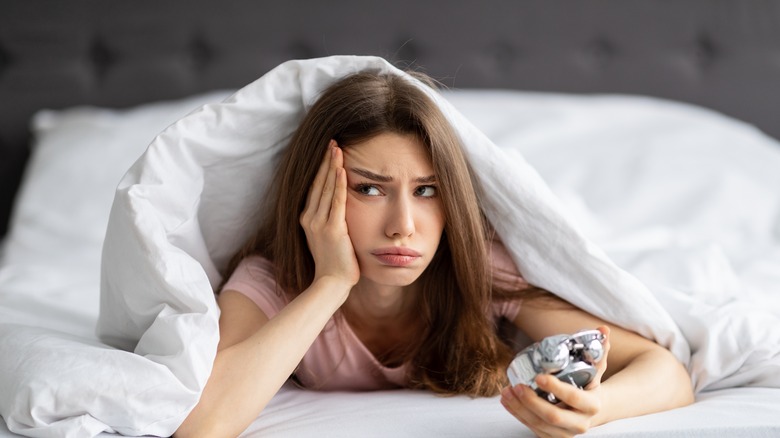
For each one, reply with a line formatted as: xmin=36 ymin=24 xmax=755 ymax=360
xmin=489 ymin=239 xmax=526 ymax=321
xmin=220 ymin=256 xmax=288 ymax=318
xmin=491 ymin=299 xmax=522 ymax=322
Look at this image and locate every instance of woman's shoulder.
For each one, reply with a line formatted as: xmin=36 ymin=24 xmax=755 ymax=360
xmin=489 ymin=238 xmax=528 ymax=288
xmin=234 ymin=254 xmax=276 ymax=276
xmin=224 ymin=254 xmax=278 ymax=289
xmin=488 ymin=238 xmax=528 ymax=321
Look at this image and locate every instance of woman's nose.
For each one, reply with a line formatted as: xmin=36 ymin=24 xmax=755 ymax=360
xmin=385 ymin=196 xmax=415 ymax=238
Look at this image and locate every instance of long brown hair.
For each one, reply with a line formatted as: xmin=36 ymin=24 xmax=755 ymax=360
xmin=229 ymin=70 xmax=530 ymax=397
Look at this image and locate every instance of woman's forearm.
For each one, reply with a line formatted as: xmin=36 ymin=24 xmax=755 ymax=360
xmin=595 ymin=347 xmax=694 ymax=426
xmin=175 ymin=276 xmax=351 ymax=438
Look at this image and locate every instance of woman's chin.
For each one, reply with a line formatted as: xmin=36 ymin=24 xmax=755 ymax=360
xmin=358 ymin=266 xmax=424 ymax=289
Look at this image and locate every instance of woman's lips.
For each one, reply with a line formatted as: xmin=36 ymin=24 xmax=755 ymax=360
xmin=371 ymin=247 xmax=421 ymax=267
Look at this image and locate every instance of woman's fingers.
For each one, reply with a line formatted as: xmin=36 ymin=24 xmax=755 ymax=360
xmin=330 ymin=166 xmax=347 ymax=224
xmin=303 ymin=140 xmax=336 ymax=218
xmin=329 ymin=144 xmax=347 ymax=222
xmin=502 ymin=328 xmax=609 ymax=437
xmin=501 ymin=384 xmax=590 ymax=437
xmin=590 ymin=326 xmax=610 ymax=388
xmin=316 ymin=144 xmax=341 ymax=220
xmin=501 ymin=386 xmax=551 ymax=436
xmin=534 ymin=376 xmax=599 ymax=417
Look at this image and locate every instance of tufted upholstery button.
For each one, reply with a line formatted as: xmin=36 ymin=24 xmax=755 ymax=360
xmin=0 ymin=43 xmax=9 ymax=76
xmin=586 ymin=37 xmax=617 ymax=69
xmin=394 ymin=38 xmax=421 ymax=65
xmin=89 ymin=38 xmax=114 ymax=80
xmin=189 ymin=36 xmax=212 ymax=71
xmin=487 ymin=41 xmax=519 ymax=73
xmin=694 ymin=33 xmax=719 ymax=69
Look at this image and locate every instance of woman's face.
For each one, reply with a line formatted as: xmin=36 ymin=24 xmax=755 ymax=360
xmin=342 ymin=132 xmax=445 ymax=288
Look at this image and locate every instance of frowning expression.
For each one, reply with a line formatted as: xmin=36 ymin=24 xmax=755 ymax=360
xmin=342 ymin=132 xmax=445 ymax=288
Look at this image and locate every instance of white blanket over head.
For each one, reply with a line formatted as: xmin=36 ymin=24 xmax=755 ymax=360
xmin=95 ymin=55 xmax=687 ymax=431
xmin=3 ymin=55 xmax=779 ymax=438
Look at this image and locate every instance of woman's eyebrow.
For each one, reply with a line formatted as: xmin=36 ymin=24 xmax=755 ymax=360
xmin=350 ymin=167 xmax=392 ymax=182
xmin=349 ymin=167 xmax=436 ymax=184
xmin=414 ymin=175 xmax=437 ymax=184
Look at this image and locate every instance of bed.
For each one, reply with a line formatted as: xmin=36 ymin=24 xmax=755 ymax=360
xmin=1 ymin=1 xmax=780 ymax=437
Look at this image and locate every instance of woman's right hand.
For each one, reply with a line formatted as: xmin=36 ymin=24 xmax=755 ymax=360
xmin=300 ymin=140 xmax=360 ymax=289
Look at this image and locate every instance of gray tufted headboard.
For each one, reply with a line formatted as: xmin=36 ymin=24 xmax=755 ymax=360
xmin=1 ymin=0 xmax=779 ymax=238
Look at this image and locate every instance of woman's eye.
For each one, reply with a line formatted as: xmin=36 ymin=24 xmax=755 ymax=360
xmin=415 ymin=186 xmax=437 ymax=197
xmin=356 ymin=184 xmax=381 ymax=196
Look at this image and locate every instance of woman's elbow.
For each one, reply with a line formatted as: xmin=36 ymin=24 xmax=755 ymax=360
xmin=174 ymin=417 xmax=210 ymax=438
xmin=174 ymin=406 xmax=228 ymax=438
xmin=659 ymin=348 xmax=695 ymax=408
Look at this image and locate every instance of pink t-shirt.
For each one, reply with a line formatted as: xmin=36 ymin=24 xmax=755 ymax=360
xmin=221 ymin=241 xmax=526 ymax=391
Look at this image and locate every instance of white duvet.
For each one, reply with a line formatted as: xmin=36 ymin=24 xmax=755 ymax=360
xmin=0 ymin=56 xmax=778 ymax=437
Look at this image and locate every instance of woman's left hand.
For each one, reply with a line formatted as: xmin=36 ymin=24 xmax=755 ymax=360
xmin=500 ymin=326 xmax=611 ymax=438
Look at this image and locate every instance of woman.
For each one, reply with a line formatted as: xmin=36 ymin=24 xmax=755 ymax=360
xmin=176 ymin=71 xmax=693 ymax=438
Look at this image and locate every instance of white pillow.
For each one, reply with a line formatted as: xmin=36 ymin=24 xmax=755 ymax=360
xmin=0 ymin=91 xmax=233 ymax=299
xmin=444 ymin=90 xmax=780 ymax=251
xmin=0 ymin=91 xmax=234 ymax=345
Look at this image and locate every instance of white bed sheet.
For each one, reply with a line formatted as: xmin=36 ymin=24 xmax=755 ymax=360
xmin=245 ymin=385 xmax=780 ymax=437
xmin=3 ymin=382 xmax=779 ymax=438
xmin=2 ymin=84 xmax=780 ymax=437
